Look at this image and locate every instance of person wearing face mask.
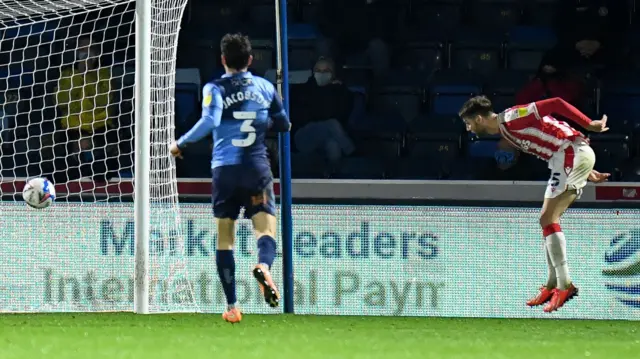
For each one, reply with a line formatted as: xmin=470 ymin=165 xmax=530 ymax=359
xmin=54 ymin=34 xmax=117 ymax=182
xmin=290 ymin=57 xmax=356 ymax=166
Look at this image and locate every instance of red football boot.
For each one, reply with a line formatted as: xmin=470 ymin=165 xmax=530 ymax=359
xmin=527 ymin=286 xmax=555 ymax=307
xmin=543 ymin=284 xmax=579 ymax=313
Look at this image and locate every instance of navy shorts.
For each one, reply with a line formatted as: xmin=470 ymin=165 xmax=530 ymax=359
xmin=211 ymin=164 xmax=276 ymax=220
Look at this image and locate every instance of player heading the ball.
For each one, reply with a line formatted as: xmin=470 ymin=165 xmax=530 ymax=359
xmin=170 ymin=33 xmax=291 ymax=323
xmin=459 ymin=96 xmax=610 ymax=313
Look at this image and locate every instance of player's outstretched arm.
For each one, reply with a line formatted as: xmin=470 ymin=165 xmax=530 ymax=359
xmin=171 ymin=84 xmax=223 ymax=158
xmin=534 ymin=97 xmax=597 ymax=130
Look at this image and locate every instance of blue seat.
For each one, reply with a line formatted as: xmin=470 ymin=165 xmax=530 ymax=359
xmin=179 ymin=155 xmax=211 ymax=178
xmin=589 ymin=134 xmax=631 ymax=160
xmin=394 ymin=41 xmax=444 ymax=73
xmin=412 ymin=0 xmax=464 ymax=39
xmin=485 ymin=70 xmax=532 ymax=111
xmin=291 ymin=152 xmax=328 ymax=179
xmin=343 ymin=68 xmax=372 ymax=92
xmin=506 ymin=26 xmax=556 ymax=70
xmin=393 ymin=158 xmax=443 ymax=179
xmin=470 ymin=0 xmax=522 ymax=31
xmin=428 ymin=70 xmax=483 ymax=115
xmin=175 ymin=88 xmax=198 ymax=129
xmin=372 ymin=85 xmax=423 ymax=123
xmin=407 ymin=136 xmax=460 ymax=161
xmin=410 ymin=114 xmax=463 ymax=135
xmin=301 ymin=0 xmax=322 ymax=23
xmin=467 ymin=138 xmax=499 ymax=158
xmin=588 ymin=134 xmax=630 ymax=178
xmin=524 ymin=0 xmax=558 ymax=26
xmin=0 ymin=64 xmax=35 ymax=89
xmin=288 ymin=23 xmax=319 ymax=40
xmin=334 ymin=157 xmax=386 ymax=179
xmin=0 ymin=20 xmax=57 ymax=42
xmin=600 ymin=73 xmax=640 ymax=130
xmin=350 ymin=110 xmax=407 ymax=136
xmin=355 ymin=138 xmax=402 ymax=160
xmin=449 ymin=28 xmax=504 ymax=75
xmin=249 ymin=39 xmax=274 ymax=75
xmin=289 ymin=39 xmax=317 ymax=70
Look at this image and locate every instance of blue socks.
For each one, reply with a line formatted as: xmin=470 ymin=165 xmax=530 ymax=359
xmin=216 ymin=250 xmax=236 ymax=305
xmin=257 ymin=235 xmax=277 ymax=269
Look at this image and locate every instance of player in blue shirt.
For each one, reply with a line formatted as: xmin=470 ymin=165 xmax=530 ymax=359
xmin=170 ymin=33 xmax=291 ymax=323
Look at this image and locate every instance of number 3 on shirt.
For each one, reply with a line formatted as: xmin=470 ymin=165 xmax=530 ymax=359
xmin=232 ymin=111 xmax=257 ymax=147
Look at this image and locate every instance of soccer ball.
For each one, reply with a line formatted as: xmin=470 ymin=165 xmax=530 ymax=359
xmin=22 ymin=177 xmax=56 ymax=209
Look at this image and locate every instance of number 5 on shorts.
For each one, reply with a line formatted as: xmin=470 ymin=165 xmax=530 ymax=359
xmin=232 ymin=111 xmax=257 ymax=147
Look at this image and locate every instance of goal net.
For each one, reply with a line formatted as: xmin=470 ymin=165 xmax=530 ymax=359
xmin=0 ymin=0 xmax=196 ymax=313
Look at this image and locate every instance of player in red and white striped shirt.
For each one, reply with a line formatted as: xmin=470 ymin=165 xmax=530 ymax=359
xmin=458 ymin=96 xmax=610 ymax=313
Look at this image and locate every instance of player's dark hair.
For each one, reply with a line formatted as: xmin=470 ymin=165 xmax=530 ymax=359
xmin=458 ymin=95 xmax=494 ymax=119
xmin=220 ymin=33 xmax=252 ymax=71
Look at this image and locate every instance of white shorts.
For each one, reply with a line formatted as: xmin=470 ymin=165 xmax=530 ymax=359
xmin=544 ymin=139 xmax=595 ymax=199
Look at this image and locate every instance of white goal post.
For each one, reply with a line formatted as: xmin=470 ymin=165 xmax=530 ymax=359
xmin=0 ymin=0 xmax=194 ymax=314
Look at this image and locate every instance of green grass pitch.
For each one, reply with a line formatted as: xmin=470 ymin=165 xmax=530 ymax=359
xmin=1 ymin=314 xmax=638 ymax=359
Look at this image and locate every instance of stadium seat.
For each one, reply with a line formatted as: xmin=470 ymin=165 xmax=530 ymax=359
xmin=178 ymin=155 xmax=212 ymax=178
xmin=523 ymin=0 xmax=558 ymax=26
xmin=354 ymin=137 xmax=403 ymax=160
xmin=484 ymin=69 xmax=532 ymax=111
xmin=589 ymin=134 xmax=631 ymax=180
xmin=428 ymin=69 xmax=483 ymax=115
xmin=174 ymin=89 xmax=198 ymax=129
xmin=403 ymin=114 xmax=463 ymax=179
xmin=506 ymin=26 xmax=556 ymax=70
xmin=288 ymin=23 xmax=320 ymax=40
xmin=291 ymin=152 xmax=328 ymax=179
xmin=411 ymin=0 xmax=464 ymax=40
xmin=470 ymin=0 xmax=522 ymax=31
xmin=349 ymin=111 xmax=405 ymax=164
xmin=467 ymin=137 xmax=500 ymax=158
xmin=289 ymin=39 xmax=317 ymax=70
xmin=346 ymin=92 xmax=368 ymax=127
xmin=410 ymin=114 xmax=464 ymax=136
xmin=301 ymin=0 xmax=322 ymax=23
xmin=406 ymin=134 xmax=460 ymax=162
xmin=372 ymin=90 xmax=422 ymax=124
xmin=600 ymin=72 xmax=640 ymax=132
xmin=342 ymin=68 xmax=372 ymax=94
xmin=0 ymin=64 xmax=35 ymax=89
xmin=0 ymin=20 xmax=57 ymax=42
xmin=393 ymin=41 xmax=444 ymax=73
xmin=248 ymin=39 xmax=275 ymax=75
xmin=176 ymin=68 xmax=202 ymax=98
xmin=333 ymin=157 xmax=386 ymax=179
xmin=264 ymin=69 xmax=312 ymax=84
xmin=449 ymin=28 xmax=504 ymax=76
xmin=392 ymin=158 xmax=444 ymax=179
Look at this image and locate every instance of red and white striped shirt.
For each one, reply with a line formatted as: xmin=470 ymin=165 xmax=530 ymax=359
xmin=498 ymin=98 xmax=592 ymax=161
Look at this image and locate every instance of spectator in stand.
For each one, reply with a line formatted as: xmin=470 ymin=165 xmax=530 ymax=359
xmin=515 ymin=50 xmax=586 ymax=109
xmin=316 ymin=0 xmax=403 ymax=75
xmin=548 ymin=0 xmax=628 ymax=72
xmin=54 ymin=34 xmax=118 ymax=182
xmin=291 ymin=57 xmax=355 ymax=165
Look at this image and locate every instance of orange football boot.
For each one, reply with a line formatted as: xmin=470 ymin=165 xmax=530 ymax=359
xmin=527 ymin=286 xmax=555 ymax=307
xmin=544 ymin=283 xmax=579 ymax=313
xmin=222 ymin=307 xmax=242 ymax=324
xmin=253 ymin=264 xmax=280 ymax=308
